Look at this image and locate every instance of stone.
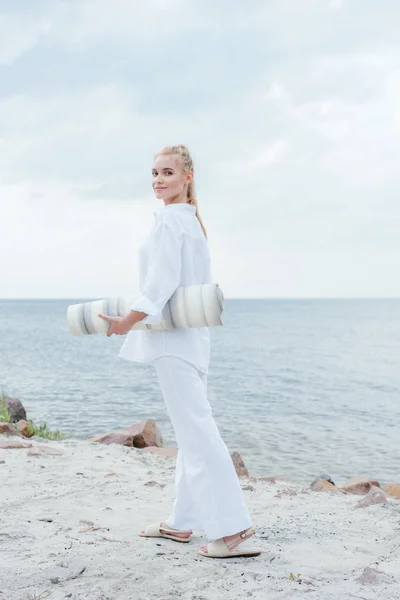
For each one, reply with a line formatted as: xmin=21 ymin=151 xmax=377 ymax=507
xmin=88 ymin=419 xmax=162 ymax=448
xmin=383 ymin=483 xmax=400 ymax=499
xmin=257 ymin=476 xmax=290 ymax=484
xmin=310 ymin=477 xmax=341 ymax=493
xmin=0 ymin=423 xmax=20 ymax=436
xmin=2 ymin=396 xmax=27 ymax=422
xmin=144 ymin=447 xmax=178 ymax=458
xmin=143 ymin=447 xmax=248 ymax=479
xmin=122 ymin=420 xmax=162 ymax=448
xmin=354 ymin=486 xmax=388 ymax=509
xmin=88 ymin=431 xmax=135 ymax=447
xmin=16 ymin=419 xmax=33 ymax=438
xmin=274 ymin=488 xmax=298 ymax=498
xmin=356 ymin=566 xmax=392 ymax=585
xmin=0 ymin=440 xmax=32 ymax=449
xmin=27 ymin=445 xmax=63 ymax=456
xmin=144 ymin=480 xmax=165 ymax=488
xmin=339 ymin=476 xmax=380 ymax=495
xmin=230 ymin=452 xmax=249 ymax=477
xmin=318 ymin=473 xmax=335 ymax=486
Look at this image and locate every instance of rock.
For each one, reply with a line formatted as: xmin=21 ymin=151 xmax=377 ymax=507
xmin=144 ymin=447 xmax=248 ymax=479
xmin=257 ymin=476 xmax=290 ymax=484
xmin=339 ymin=476 xmax=381 ymax=495
xmin=318 ymin=473 xmax=335 ymax=486
xmin=2 ymin=396 xmax=27 ymax=422
xmin=0 ymin=423 xmax=21 ymax=436
xmin=88 ymin=419 xmax=162 ymax=448
xmin=144 ymin=447 xmax=178 ymax=458
xmin=144 ymin=480 xmax=165 ymax=488
xmin=0 ymin=440 xmax=32 ymax=449
xmin=27 ymin=445 xmax=63 ymax=456
xmin=88 ymin=431 xmax=135 ymax=447
xmin=122 ymin=420 xmax=162 ymax=448
xmin=310 ymin=477 xmax=341 ymax=493
xmin=230 ymin=452 xmax=249 ymax=477
xmin=383 ymin=483 xmax=400 ymax=499
xmin=241 ymin=484 xmax=255 ymax=491
xmin=354 ymin=486 xmax=388 ymax=509
xmin=356 ymin=566 xmax=392 ymax=585
xmin=16 ymin=419 xmax=33 ymax=438
xmin=274 ymin=488 xmax=298 ymax=498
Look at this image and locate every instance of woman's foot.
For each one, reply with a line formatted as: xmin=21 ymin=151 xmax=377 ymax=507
xmin=199 ymin=526 xmax=261 ymax=557
xmin=200 ymin=529 xmax=245 ymax=554
xmin=158 ymin=522 xmax=192 ymax=540
xmin=140 ymin=522 xmax=192 ymax=541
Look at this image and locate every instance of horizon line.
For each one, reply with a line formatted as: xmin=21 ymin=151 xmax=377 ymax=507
xmin=1 ymin=296 xmax=399 ymax=301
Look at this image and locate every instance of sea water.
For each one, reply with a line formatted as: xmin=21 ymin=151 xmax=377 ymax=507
xmin=1 ymin=298 xmax=399 ymax=484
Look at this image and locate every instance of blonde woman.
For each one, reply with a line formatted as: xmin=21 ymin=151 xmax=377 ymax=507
xmin=99 ymin=145 xmax=260 ymax=559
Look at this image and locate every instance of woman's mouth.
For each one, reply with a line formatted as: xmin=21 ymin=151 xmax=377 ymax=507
xmin=155 ymin=187 xmax=166 ymax=191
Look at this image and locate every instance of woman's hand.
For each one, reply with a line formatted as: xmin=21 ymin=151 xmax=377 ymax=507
xmin=98 ymin=313 xmax=134 ymax=337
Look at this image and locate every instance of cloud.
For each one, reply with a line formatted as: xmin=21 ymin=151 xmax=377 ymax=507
xmin=248 ymin=141 xmax=291 ymax=171
xmin=286 ymin=53 xmax=400 ymax=185
xmin=0 ymin=179 xmax=160 ymax=298
xmin=0 ymin=11 xmax=51 ymax=65
xmin=1 ymin=0 xmax=400 ymax=298
xmin=329 ymin=0 xmax=345 ymax=9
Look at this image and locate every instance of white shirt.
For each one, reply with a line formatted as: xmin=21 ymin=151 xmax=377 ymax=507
xmin=118 ymin=203 xmax=212 ymax=373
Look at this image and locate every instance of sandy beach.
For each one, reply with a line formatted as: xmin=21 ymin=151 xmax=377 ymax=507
xmin=1 ymin=435 xmax=400 ymax=600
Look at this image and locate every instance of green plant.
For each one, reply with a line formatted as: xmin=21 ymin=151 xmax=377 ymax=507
xmin=26 ymin=419 xmax=65 ymax=440
xmin=289 ymin=572 xmax=302 ymax=581
xmin=0 ymin=390 xmax=65 ymax=439
xmin=0 ymin=392 xmax=11 ymax=423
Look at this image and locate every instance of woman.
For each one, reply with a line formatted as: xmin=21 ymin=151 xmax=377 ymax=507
xmin=99 ymin=145 xmax=260 ymax=559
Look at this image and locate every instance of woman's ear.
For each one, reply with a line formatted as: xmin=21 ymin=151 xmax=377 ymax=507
xmin=186 ymin=172 xmax=194 ymax=185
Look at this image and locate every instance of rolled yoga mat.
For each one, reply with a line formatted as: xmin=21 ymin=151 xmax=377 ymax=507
xmin=67 ymin=283 xmax=224 ymax=336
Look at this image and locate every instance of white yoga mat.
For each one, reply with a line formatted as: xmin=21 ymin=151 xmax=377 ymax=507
xmin=67 ymin=283 xmax=224 ymax=336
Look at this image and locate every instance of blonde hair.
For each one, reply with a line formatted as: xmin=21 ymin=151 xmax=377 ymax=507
xmin=156 ymin=144 xmax=207 ymax=238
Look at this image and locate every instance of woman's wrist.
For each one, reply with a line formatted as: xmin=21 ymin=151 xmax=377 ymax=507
xmin=123 ymin=310 xmax=148 ymax=328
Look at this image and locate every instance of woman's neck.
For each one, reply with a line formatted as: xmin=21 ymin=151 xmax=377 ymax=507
xmin=163 ymin=194 xmax=188 ymax=206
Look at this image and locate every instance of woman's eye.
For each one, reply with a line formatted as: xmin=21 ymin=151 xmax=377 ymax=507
xmin=165 ymin=170 xmax=173 ymax=175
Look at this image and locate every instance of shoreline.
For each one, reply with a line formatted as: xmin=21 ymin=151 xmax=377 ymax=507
xmin=1 ymin=434 xmax=400 ymax=599
xmin=1 ymin=411 xmax=398 ymax=487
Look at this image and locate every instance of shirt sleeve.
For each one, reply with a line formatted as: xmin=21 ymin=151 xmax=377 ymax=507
xmin=130 ymin=219 xmax=182 ymax=318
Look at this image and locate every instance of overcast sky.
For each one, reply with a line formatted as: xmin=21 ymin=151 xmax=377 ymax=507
xmin=0 ymin=0 xmax=399 ymax=299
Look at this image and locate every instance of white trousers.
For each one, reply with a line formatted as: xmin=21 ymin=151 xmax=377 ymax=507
xmin=153 ymin=356 xmax=252 ymax=540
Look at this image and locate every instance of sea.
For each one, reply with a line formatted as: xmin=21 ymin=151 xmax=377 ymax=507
xmin=1 ymin=299 xmax=399 ymax=485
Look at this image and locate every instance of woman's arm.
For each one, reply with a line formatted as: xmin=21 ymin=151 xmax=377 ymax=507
xmin=99 ymin=219 xmax=182 ymax=336
xmin=130 ymin=219 xmax=182 ymax=318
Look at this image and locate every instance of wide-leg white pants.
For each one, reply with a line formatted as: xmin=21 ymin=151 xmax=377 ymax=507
xmin=153 ymin=356 xmax=252 ymax=540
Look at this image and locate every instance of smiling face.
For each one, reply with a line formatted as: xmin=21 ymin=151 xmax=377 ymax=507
xmin=152 ymin=154 xmax=192 ymax=203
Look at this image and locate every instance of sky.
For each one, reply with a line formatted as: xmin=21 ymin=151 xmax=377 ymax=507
xmin=0 ymin=0 xmax=399 ymax=299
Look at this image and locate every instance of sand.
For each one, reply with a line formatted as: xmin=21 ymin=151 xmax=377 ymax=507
xmin=1 ymin=435 xmax=399 ymax=600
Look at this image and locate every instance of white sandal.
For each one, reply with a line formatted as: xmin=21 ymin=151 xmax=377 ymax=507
xmin=198 ymin=526 xmax=261 ymax=558
xmin=139 ymin=522 xmax=192 ymax=543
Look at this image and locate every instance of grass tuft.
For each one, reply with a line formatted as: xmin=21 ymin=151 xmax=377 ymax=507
xmin=0 ymin=390 xmax=65 ymax=440
xmin=0 ymin=391 xmax=11 ymax=422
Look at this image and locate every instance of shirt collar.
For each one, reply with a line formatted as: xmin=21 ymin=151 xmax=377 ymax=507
xmin=154 ymin=203 xmax=196 ymax=217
